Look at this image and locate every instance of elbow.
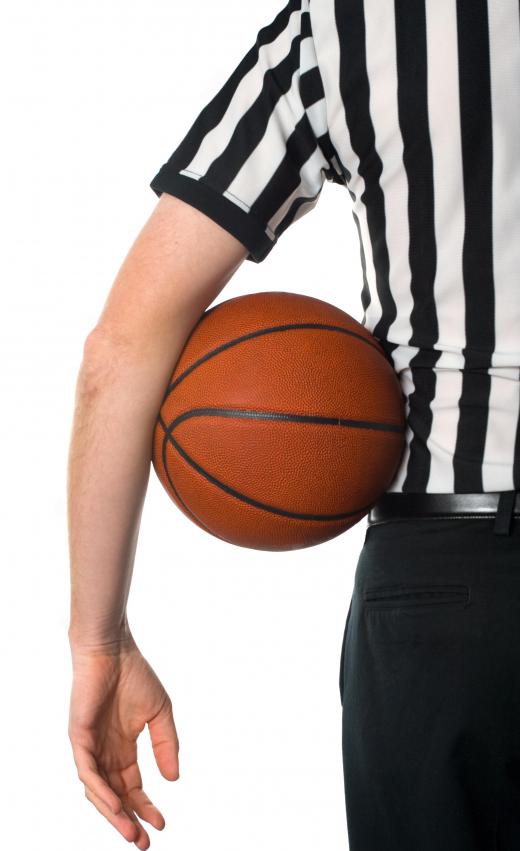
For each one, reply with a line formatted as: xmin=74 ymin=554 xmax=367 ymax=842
xmin=80 ymin=325 xmax=127 ymax=386
xmin=82 ymin=325 xmax=114 ymax=359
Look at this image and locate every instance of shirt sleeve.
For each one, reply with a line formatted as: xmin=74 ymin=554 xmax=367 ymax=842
xmin=149 ymin=0 xmax=346 ymax=263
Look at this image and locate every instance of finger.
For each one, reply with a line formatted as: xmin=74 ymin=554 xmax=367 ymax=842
xmin=73 ymin=743 xmax=123 ymax=815
xmin=126 ymin=786 xmax=166 ymax=831
xmin=147 ymin=697 xmax=180 ymax=781
xmin=96 ymin=763 xmax=155 ymax=848
xmin=116 ymin=798 xmax=151 ymax=851
xmin=84 ymin=784 xmax=144 ymax=845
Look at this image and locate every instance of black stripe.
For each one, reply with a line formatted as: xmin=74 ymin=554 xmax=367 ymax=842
xmin=299 ymin=64 xmax=325 ymax=109
xmin=351 ymin=210 xmax=371 ymax=323
xmin=453 ymin=0 xmax=494 ymax=491
xmin=335 ymin=0 xmax=397 ymax=348
xmin=394 ymin=0 xmax=441 ymax=491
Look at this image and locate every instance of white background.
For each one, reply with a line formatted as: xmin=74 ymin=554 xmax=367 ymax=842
xmin=3 ymin=0 xmax=368 ymax=848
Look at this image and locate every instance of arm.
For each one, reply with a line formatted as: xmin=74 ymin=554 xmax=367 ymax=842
xmin=67 ymin=192 xmax=247 ymax=647
xmin=67 ymin=191 xmax=248 ymax=848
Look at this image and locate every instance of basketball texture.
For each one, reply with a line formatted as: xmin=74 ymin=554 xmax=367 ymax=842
xmin=152 ymin=291 xmax=406 ymax=551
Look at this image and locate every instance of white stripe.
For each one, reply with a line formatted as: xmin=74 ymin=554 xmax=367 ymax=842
xmin=312 ymin=0 xmax=382 ymax=332
xmin=424 ymin=0 xmax=467 ymax=490
xmin=482 ymin=0 xmax=520 ymax=488
xmin=364 ymin=0 xmax=414 ymax=348
xmin=425 ymin=369 xmax=464 ymax=492
xmin=483 ymin=369 xmax=520 ymax=490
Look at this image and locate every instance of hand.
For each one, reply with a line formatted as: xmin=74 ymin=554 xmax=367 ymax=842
xmin=68 ymin=634 xmax=180 ymax=849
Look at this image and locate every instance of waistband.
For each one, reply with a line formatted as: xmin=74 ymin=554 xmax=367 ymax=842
xmin=367 ymin=490 xmax=520 ymax=536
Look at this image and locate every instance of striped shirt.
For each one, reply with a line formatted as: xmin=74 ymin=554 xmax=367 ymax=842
xmin=150 ymin=0 xmax=520 ymax=495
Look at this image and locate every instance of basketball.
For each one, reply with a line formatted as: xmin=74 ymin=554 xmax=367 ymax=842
xmin=151 ymin=291 xmax=406 ymax=551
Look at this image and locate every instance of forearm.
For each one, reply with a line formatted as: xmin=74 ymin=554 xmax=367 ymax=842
xmin=67 ymin=320 xmax=197 ymax=652
xmin=66 ymin=193 xmax=247 ymax=654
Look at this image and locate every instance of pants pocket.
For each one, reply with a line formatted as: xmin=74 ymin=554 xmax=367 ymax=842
xmin=362 ymin=582 xmax=472 ymax=645
xmin=363 ymin=582 xmax=470 ymax=610
xmin=339 ymin=596 xmax=353 ymax=705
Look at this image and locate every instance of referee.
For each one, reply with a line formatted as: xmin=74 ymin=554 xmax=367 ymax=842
xmin=67 ymin=0 xmax=520 ymax=848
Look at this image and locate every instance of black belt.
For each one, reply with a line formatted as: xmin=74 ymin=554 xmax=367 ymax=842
xmin=367 ymin=490 xmax=520 ymax=536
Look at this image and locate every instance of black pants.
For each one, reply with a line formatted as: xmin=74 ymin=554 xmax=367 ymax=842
xmin=339 ymin=513 xmax=520 ymax=850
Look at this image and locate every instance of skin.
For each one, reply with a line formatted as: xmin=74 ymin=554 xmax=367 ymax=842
xmin=67 ymin=191 xmax=249 ymax=849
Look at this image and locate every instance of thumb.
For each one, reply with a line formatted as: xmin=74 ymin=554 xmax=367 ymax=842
xmin=148 ymin=696 xmax=180 ymax=781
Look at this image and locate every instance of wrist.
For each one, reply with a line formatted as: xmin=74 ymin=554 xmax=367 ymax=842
xmin=68 ymin=616 xmax=136 ymax=656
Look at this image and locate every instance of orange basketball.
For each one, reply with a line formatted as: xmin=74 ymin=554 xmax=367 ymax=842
xmin=152 ymin=291 xmax=406 ymax=551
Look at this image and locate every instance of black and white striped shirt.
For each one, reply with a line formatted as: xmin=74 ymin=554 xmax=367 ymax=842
xmin=150 ymin=0 xmax=520 ymax=495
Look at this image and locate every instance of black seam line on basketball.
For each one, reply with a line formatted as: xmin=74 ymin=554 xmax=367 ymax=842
xmin=167 ymin=407 xmax=405 ymax=434
xmin=162 ymin=323 xmax=384 ymax=401
xmin=159 ymin=413 xmax=221 ymax=537
xmin=157 ymin=412 xmax=237 ymax=545
xmin=163 ymin=429 xmax=374 ymax=522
